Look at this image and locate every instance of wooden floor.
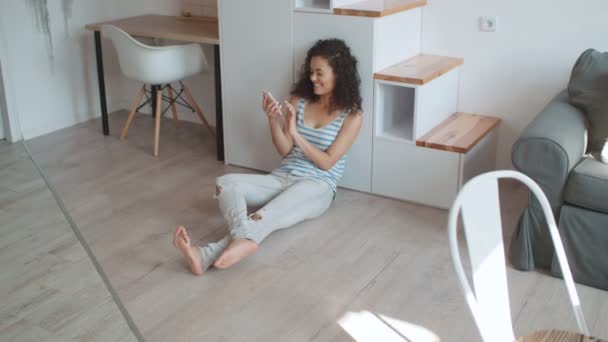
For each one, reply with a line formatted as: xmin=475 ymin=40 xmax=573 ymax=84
xmin=4 ymin=111 xmax=608 ymax=341
xmin=0 ymin=142 xmax=136 ymax=342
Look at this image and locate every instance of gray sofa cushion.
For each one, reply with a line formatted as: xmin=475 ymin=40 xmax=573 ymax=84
xmin=568 ymin=49 xmax=608 ymax=151
xmin=564 ymin=153 xmax=608 ymax=214
xmin=551 ymin=204 xmax=608 ymax=291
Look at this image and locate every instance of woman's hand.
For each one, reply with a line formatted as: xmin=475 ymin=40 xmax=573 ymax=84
xmin=284 ymin=100 xmax=298 ymax=138
xmin=262 ymin=92 xmax=282 ymax=120
xmin=265 ymin=93 xmax=294 ymax=157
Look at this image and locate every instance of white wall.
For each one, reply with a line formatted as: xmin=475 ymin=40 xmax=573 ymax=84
xmin=422 ymin=0 xmax=608 ymax=168
xmin=0 ymin=0 xmax=217 ymax=141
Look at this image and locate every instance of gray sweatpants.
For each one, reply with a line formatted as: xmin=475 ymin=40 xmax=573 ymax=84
xmin=199 ymin=172 xmax=334 ymax=270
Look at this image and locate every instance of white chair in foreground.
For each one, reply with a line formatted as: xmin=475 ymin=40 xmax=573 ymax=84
xmin=447 ymin=170 xmax=589 ymax=342
xmin=101 ymin=25 xmax=214 ymax=156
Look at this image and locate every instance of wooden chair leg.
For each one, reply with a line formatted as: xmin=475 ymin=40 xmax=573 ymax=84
xmin=182 ymin=83 xmax=216 ymax=138
xmin=153 ymin=87 xmax=163 ymax=157
xmin=166 ymin=84 xmax=179 ymax=127
xmin=120 ymin=85 xmax=146 ymax=141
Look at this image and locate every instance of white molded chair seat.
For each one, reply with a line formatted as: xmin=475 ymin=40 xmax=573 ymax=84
xmin=448 ymin=170 xmax=589 ymax=342
xmin=101 ymin=25 xmax=208 ymax=85
xmin=101 ymin=25 xmax=213 ymax=156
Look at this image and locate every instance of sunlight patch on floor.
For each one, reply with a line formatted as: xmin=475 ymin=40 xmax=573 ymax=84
xmin=338 ymin=310 xmax=441 ymax=342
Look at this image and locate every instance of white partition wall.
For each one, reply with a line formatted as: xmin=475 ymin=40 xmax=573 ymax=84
xmin=219 ymin=0 xmax=294 ymax=172
xmin=294 ymin=12 xmax=375 ymax=192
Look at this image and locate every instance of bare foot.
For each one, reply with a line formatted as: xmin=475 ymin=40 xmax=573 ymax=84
xmin=173 ymin=226 xmax=204 ymax=276
xmin=213 ymin=238 xmax=258 ymax=269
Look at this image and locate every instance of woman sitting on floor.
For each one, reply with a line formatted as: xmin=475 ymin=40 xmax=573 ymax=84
xmin=173 ymin=38 xmax=363 ymax=275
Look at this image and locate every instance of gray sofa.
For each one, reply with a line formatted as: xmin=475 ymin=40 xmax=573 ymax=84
xmin=510 ymin=49 xmax=608 ymax=290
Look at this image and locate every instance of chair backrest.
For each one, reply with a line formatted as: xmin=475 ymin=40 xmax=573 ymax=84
xmin=448 ymin=170 xmax=589 ymax=342
xmin=101 ymin=25 xmax=208 ymax=85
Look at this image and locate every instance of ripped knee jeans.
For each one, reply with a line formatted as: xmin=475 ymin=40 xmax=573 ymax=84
xmin=214 ymin=172 xmax=333 ymax=244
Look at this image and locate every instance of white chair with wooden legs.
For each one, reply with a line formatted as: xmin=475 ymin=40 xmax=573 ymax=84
xmin=101 ymin=25 xmax=215 ymax=156
xmin=448 ymin=170 xmax=589 ymax=342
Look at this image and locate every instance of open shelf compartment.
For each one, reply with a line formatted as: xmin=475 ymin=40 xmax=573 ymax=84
xmin=294 ymin=0 xmax=332 ymax=13
xmin=294 ymin=0 xmax=364 ymax=14
xmin=375 ymin=81 xmax=415 ymax=142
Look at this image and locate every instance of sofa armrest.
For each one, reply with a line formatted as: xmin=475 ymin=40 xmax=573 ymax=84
xmin=512 ymin=90 xmax=587 ymax=210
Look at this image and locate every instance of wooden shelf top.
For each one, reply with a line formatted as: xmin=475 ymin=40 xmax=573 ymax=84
xmin=334 ymin=0 xmax=427 ymax=17
xmin=374 ymin=54 xmax=464 ymax=85
xmin=416 ymin=113 xmax=501 ymax=153
xmin=85 ymin=15 xmax=219 ymax=45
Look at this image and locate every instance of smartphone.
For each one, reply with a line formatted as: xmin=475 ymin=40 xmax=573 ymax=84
xmin=264 ymin=91 xmax=277 ymax=104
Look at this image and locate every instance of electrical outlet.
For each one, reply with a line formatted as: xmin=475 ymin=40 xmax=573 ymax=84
xmin=479 ymin=16 xmax=497 ymax=32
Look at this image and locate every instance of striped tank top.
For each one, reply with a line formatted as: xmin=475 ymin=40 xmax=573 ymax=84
xmin=273 ymin=98 xmax=349 ymax=192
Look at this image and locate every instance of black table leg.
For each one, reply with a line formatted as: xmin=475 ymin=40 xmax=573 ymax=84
xmin=94 ymin=31 xmax=109 ymax=136
xmin=214 ymin=45 xmax=224 ymax=161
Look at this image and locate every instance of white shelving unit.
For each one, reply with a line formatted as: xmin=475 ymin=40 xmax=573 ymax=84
xmin=220 ymin=0 xmax=501 ymax=209
xmin=372 ymin=67 xmax=462 ymax=208
xmin=372 ymin=111 xmax=500 ymax=209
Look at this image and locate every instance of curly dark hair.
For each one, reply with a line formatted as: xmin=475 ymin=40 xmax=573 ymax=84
xmin=291 ymin=39 xmax=362 ymax=114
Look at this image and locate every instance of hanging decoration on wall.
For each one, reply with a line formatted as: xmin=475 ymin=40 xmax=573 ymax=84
xmin=26 ymin=0 xmax=53 ymax=64
xmin=62 ymin=0 xmax=74 ymax=36
xmin=25 ymin=0 xmax=74 ymax=69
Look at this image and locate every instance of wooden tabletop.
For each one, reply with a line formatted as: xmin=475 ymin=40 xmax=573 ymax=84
xmin=85 ymin=15 xmax=219 ymax=45
xmin=334 ymin=0 xmax=427 ymax=17
xmin=375 ymin=54 xmax=464 ymax=85
xmin=518 ymin=330 xmax=606 ymax=342
xmin=416 ymin=112 xmax=501 ymax=153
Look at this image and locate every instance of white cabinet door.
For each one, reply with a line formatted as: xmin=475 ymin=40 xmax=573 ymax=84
xmin=293 ymin=12 xmax=374 ymax=192
xmin=219 ymin=0 xmax=294 ymax=172
xmin=372 ymin=139 xmax=460 ymax=209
